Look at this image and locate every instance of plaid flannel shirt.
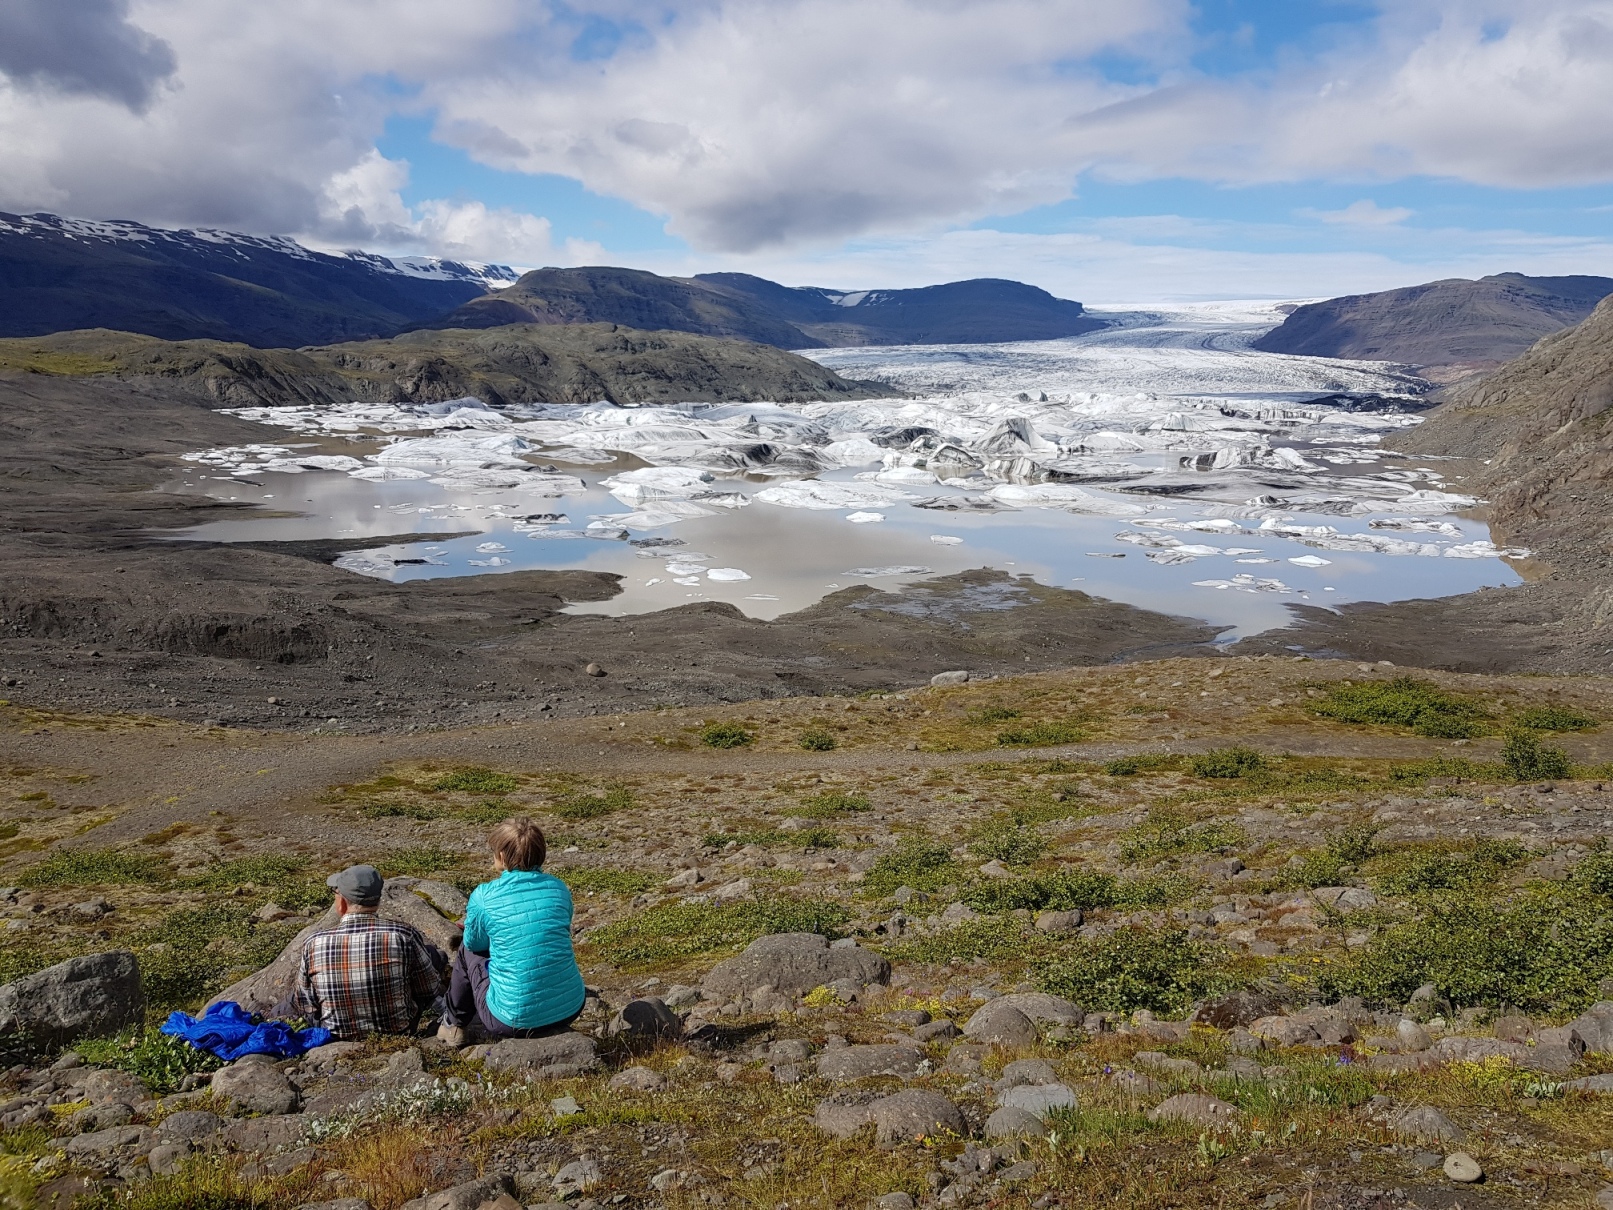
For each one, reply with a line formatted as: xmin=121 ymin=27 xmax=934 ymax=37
xmin=290 ymin=912 xmax=442 ymax=1039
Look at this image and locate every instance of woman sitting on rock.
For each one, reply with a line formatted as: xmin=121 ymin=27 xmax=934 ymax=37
xmin=437 ymin=817 xmax=586 ymax=1046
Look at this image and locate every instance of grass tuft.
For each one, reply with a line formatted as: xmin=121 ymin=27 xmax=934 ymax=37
xmin=431 ymin=767 xmax=519 ymax=794
xmin=698 ymin=721 xmax=754 ymax=749
xmin=797 ymin=729 xmax=838 ymax=751
xmin=1189 ymin=747 xmax=1267 ymax=779
xmin=1311 ymin=676 xmax=1489 ymax=738
xmin=18 ymin=847 xmax=168 ymax=888
xmin=862 ymin=839 xmax=962 ymax=897
xmin=1037 ymin=926 xmax=1235 ymax=1016
xmin=584 ymin=896 xmax=849 ymax=967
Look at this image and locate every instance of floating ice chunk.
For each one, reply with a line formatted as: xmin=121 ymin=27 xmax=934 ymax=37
xmin=1236 ymin=557 xmax=1277 ymax=564
xmin=673 ymin=576 xmax=701 ymax=585
xmin=1444 ymin=541 xmax=1529 ymax=559
xmin=1391 ymin=489 xmax=1480 ymax=513
xmin=373 ymin=433 xmax=532 ymax=468
xmin=706 ymin=568 xmax=751 ymax=581
xmin=844 ymin=566 xmax=931 ymax=576
xmin=1086 ymin=552 xmax=1125 ymax=558
xmin=930 ymin=534 xmax=963 ymax=545
xmin=476 ymin=542 xmax=510 ymax=553
xmin=602 ymin=466 xmax=715 ymax=505
xmin=1288 ymin=555 xmax=1332 ymax=567
xmin=818 ymin=437 xmax=886 ymax=466
xmin=1191 ymin=574 xmax=1293 ymax=594
xmin=845 ymin=512 xmax=885 ymax=523
xmin=753 ymin=480 xmax=918 ymax=510
xmin=665 ymin=562 xmax=708 ymax=576
xmin=645 ymin=578 xmax=663 ymax=586
xmin=290 ymin=454 xmax=364 ymax=472
xmin=744 ymin=594 xmax=781 ymax=601
xmin=694 ymin=491 xmax=750 ymax=509
xmin=1370 ymin=516 xmax=1463 ymax=536
xmin=856 ymin=466 xmax=938 ymax=485
xmin=349 ymin=465 xmax=429 ymax=482
xmin=1223 ymin=547 xmax=1264 ymax=556
xmin=988 ymin=484 xmax=1136 ymax=514
xmin=1147 ymin=551 xmax=1202 ymax=565
xmin=468 ymin=556 xmax=512 ymax=567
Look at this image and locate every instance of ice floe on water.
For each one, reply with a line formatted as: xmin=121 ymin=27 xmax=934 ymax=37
xmin=173 ymin=303 xmax=1528 ymax=634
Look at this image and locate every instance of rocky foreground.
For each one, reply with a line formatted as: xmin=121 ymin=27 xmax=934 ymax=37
xmin=2 ymin=658 xmax=1613 ymax=1207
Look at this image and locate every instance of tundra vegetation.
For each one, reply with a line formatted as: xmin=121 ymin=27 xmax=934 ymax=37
xmin=2 ymin=657 xmax=1613 ymax=1209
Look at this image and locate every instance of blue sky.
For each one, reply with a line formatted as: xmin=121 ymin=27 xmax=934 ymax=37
xmin=4 ymin=0 xmax=1611 ymax=300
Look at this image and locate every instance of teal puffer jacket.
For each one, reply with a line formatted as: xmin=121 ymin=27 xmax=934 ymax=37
xmin=462 ymin=869 xmax=586 ymax=1029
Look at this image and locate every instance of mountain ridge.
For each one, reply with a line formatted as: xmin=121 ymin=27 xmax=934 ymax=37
xmin=1253 ymin=272 xmax=1613 ymax=369
xmin=0 ymin=211 xmax=514 ymax=348
xmin=420 ymin=265 xmax=1107 ymax=349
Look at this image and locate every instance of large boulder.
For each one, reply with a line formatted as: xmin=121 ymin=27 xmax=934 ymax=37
xmin=816 ymin=1044 xmax=926 ymax=1082
xmin=472 ymin=1033 xmax=599 ymax=1078
xmin=963 ymin=993 xmax=1083 ymax=1046
xmin=1190 ymin=991 xmax=1281 ymax=1030
xmin=0 ymin=952 xmax=144 ymax=1048
xmin=211 ymin=1059 xmax=300 ymax=1116
xmin=1567 ymin=1002 xmax=1613 ymax=1054
xmin=209 ymin=878 xmax=461 ymax=1014
xmin=702 ymin=933 xmax=890 ymax=1000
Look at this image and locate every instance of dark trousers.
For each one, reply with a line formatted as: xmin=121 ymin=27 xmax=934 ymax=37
xmin=441 ymin=948 xmax=580 ymax=1039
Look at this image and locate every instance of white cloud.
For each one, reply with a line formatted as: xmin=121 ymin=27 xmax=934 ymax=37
xmin=1306 ymin=200 xmax=1416 ymax=226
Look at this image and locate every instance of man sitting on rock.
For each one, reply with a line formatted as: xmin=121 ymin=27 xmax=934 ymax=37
xmin=287 ymin=864 xmax=443 ymax=1040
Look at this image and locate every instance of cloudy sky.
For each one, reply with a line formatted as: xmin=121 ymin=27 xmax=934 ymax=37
xmin=2 ymin=0 xmax=1611 ymax=300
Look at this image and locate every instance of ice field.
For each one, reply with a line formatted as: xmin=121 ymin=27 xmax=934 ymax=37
xmin=170 ymin=303 xmax=1525 ymax=637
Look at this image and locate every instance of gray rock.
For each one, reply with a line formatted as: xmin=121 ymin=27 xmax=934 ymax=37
xmin=1396 ymin=1019 xmax=1433 ymax=1051
xmin=551 ymin=1159 xmax=601 ymax=1196
xmin=995 ymin=1059 xmax=1058 ymax=1090
xmin=1000 ymin=1083 xmax=1076 ymax=1119
xmin=211 ymin=1060 xmax=299 ymax=1116
xmin=1391 ymin=1105 xmax=1466 ymax=1144
xmin=1249 ymin=1015 xmax=1321 ymax=1047
xmin=157 ymin=1110 xmax=223 ymax=1143
xmin=1190 ymin=991 xmax=1281 ymax=1030
xmin=302 ymin=1041 xmax=365 ymax=1069
xmin=1311 ymin=887 xmax=1377 ymax=912
xmin=1593 ymin=1190 xmax=1613 ymax=1210
xmin=913 ymin=1019 xmax=959 ymax=1043
xmin=931 ymin=671 xmax=970 ymax=687
xmin=610 ymin=998 xmax=682 ymax=1040
xmin=608 ymin=1066 xmax=666 ymax=1092
xmin=998 ymin=1160 xmax=1037 ymax=1182
xmin=295 ymin=1201 xmax=374 ymax=1210
xmin=876 ymin=1194 xmax=916 ymax=1210
xmin=0 ymin=952 xmax=145 ymax=1048
xmin=1564 ymin=1074 xmax=1613 ymax=1093
xmin=65 ymin=1126 xmax=155 ymax=1157
xmin=148 ymin=1143 xmax=191 ymax=1176
xmin=209 ymin=878 xmax=460 ymax=1014
xmin=1443 ymin=1152 xmax=1483 ymax=1183
xmin=883 ymin=1010 xmax=932 ymax=1028
xmin=475 ymin=1032 xmax=599 ymax=1078
xmin=68 ymin=1103 xmax=133 ymax=1132
xmin=402 ymin=1175 xmax=513 ymax=1210
xmin=1146 ymin=1094 xmax=1239 ymax=1129
xmin=816 ymin=1044 xmax=925 ymax=1082
xmin=963 ymin=1003 xmax=1035 ymax=1047
xmin=377 ymin=1048 xmax=430 ymax=1090
xmin=984 ymin=1106 xmax=1050 ymax=1140
xmin=1567 ymin=1002 xmax=1613 ymax=1054
xmin=815 ymin=1090 xmax=964 ymax=1145
xmin=702 ymin=933 xmax=890 ymax=999
xmin=1033 ymin=910 xmax=1082 ymax=933
xmin=766 ymin=1038 xmax=813 ymax=1064
xmin=1222 ymin=1057 xmax=1264 ymax=1081
xmin=221 ymin=1114 xmax=306 ymax=1154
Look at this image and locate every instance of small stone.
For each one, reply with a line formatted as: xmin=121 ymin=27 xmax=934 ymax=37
xmin=1443 ymin=1152 xmax=1483 ymax=1183
xmin=584 ymin=663 xmax=606 ymax=677
xmin=984 ymin=1106 xmax=1049 ymax=1140
xmin=552 ymin=1159 xmax=601 ymax=1195
xmin=1034 ymin=909 xmax=1082 ymax=933
xmin=665 ymin=868 xmax=704 ymax=888
xmin=608 ymin=1066 xmax=666 ymax=1092
xmin=549 ymin=1096 xmax=582 ymax=1117
xmin=210 ymin=1061 xmax=299 ymax=1116
xmin=609 ymin=998 xmax=682 ymax=1040
xmin=816 ymin=1044 xmax=925 ymax=1082
xmin=1000 ymin=1083 xmax=1076 ymax=1119
xmin=876 ymin=1195 xmax=916 ymax=1210
xmin=976 ymin=860 xmax=1011 ymax=880
xmin=1396 ymin=1019 xmax=1433 ymax=1051
xmin=146 ymin=1144 xmax=191 ymax=1177
xmin=930 ymin=671 xmax=970 ymax=687
xmin=1594 ymin=1189 xmax=1613 ymax=1210
xmin=913 ymin=1019 xmax=959 ymax=1043
xmin=995 ymin=1058 xmax=1057 ymax=1090
xmin=1391 ymin=1105 xmax=1466 ymax=1144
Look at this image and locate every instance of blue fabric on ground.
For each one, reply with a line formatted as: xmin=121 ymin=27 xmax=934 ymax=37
xmin=160 ymin=1001 xmax=332 ymax=1061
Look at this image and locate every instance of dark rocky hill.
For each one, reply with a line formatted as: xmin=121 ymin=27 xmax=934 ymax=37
xmin=1253 ymin=273 xmax=1613 ymax=369
xmin=0 ymin=212 xmax=513 ymax=347
xmin=0 ymin=323 xmax=889 ymax=406
xmin=422 ymin=267 xmax=1105 ymax=348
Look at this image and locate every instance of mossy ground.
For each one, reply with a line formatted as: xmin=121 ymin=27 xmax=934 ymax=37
xmin=4 ymin=656 xmax=1613 ymax=1206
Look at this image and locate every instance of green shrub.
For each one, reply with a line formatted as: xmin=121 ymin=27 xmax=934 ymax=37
xmin=136 ymin=906 xmax=302 ymax=1009
xmin=555 ymin=867 xmax=656 ymax=896
xmin=790 ymin=790 xmax=871 ymax=818
xmin=18 ymin=847 xmax=167 ymax=888
xmin=963 ymin=868 xmax=1119 ymax=913
xmin=1514 ymin=705 xmax=1596 ymax=732
xmin=863 ymin=839 xmax=962 ymax=897
xmin=967 ymin=818 xmax=1047 ymax=865
xmin=1104 ymin=752 xmax=1179 ymax=777
xmin=702 ymin=827 xmax=838 ymax=850
xmin=1037 ymin=927 xmax=1231 ymax=1015
xmin=1499 ymin=729 xmax=1571 ymax=781
xmin=967 ymin=706 xmax=1022 ymax=724
xmin=798 ymin=729 xmax=838 ymax=751
xmin=1322 ymin=887 xmax=1613 ymax=1013
xmin=179 ymin=855 xmax=326 ymax=909
xmin=996 ymin=720 xmax=1082 ymax=747
xmin=76 ymin=1029 xmax=221 ymax=1094
xmin=1288 ymin=825 xmax=1380 ymax=889
xmin=432 ymin=767 xmax=519 ymax=794
xmin=1388 ymin=756 xmax=1502 ymax=784
xmin=585 ymin=896 xmax=849 ymax=966
xmin=1374 ymin=837 xmax=1531 ymax=897
xmin=1111 ymin=873 xmax=1193 ymax=907
xmin=1119 ymin=812 xmax=1243 ymax=861
xmin=381 ymin=845 xmax=461 ymax=877
xmin=1573 ymin=843 xmax=1613 ymax=896
xmin=698 ymin=721 xmax=754 ymax=749
xmin=887 ymin=915 xmax=1036 ymax=965
xmin=551 ymin=783 xmax=634 ymax=821
xmin=1189 ymin=747 xmax=1268 ymax=779
xmin=1311 ymin=676 xmax=1488 ymax=738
